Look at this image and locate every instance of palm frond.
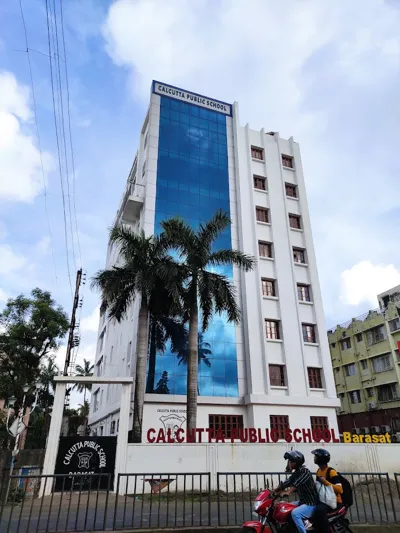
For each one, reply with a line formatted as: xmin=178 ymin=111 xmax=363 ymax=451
xmin=91 ymin=266 xmax=137 ymax=321
xmin=198 ymin=271 xmax=214 ymax=331
xmin=208 ymin=249 xmax=255 ymax=271
xmin=161 ymin=217 xmax=196 ymax=256
xmin=198 ymin=210 xmax=230 ymax=250
xmin=204 ymin=271 xmax=241 ymax=325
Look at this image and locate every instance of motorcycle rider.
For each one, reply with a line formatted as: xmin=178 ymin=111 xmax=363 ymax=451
xmin=272 ymin=450 xmax=319 ymax=533
xmin=312 ymin=448 xmax=343 ymax=533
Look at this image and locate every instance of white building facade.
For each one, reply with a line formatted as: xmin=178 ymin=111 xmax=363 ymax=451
xmin=88 ymin=81 xmax=339 ymax=441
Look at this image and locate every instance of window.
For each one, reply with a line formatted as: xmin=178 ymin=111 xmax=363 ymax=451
xmin=335 ymin=367 xmax=340 ymax=373
xmin=127 ymin=341 xmax=132 ymax=365
xmin=297 ymin=284 xmax=311 ymax=302
xmin=254 ymin=175 xmax=267 ymax=191
xmin=282 ymin=155 xmax=294 ymax=168
xmin=344 ymin=363 xmax=356 ymax=377
xmin=117 ymin=420 xmax=119 ymax=432
xmin=372 ymin=353 xmax=392 ymax=373
xmin=377 ymin=383 xmax=399 ymax=402
xmin=340 ymin=338 xmax=351 ymax=350
xmin=143 ymin=132 xmax=148 ymax=149
xmin=331 ymin=342 xmax=336 ymax=348
xmin=96 ymin=357 xmax=103 ymax=377
xmin=366 ymin=325 xmax=386 ymax=346
xmin=285 ymin=183 xmax=297 ymax=198
xmin=142 ymin=160 xmax=147 ymax=177
xmin=293 ymin=247 xmax=306 ymax=264
xmin=310 ymin=417 xmax=329 ymax=432
xmin=100 ymin=426 xmax=104 ymax=436
xmin=366 ymin=387 xmax=374 ymax=397
xmin=269 ymin=365 xmax=286 ymax=387
xmin=356 ymin=333 xmax=363 ymax=342
xmin=308 ymin=367 xmax=323 ymax=389
xmin=262 ymin=278 xmax=276 ymax=297
xmin=209 ymin=415 xmax=244 ymax=439
xmin=265 ymin=319 xmax=281 ymax=340
xmin=302 ymin=323 xmax=317 ymax=344
xmin=289 ymin=214 xmax=302 ymax=230
xmin=360 ymin=360 xmax=368 ymax=370
xmin=270 ymin=415 xmax=290 ymax=440
xmin=251 ymin=146 xmax=264 ymax=160
xmin=349 ymin=390 xmax=361 ymax=404
xmin=99 ymin=330 xmax=106 ymax=353
xmin=259 ymin=241 xmax=273 ymax=258
xmin=93 ymin=391 xmax=99 ymax=412
xmin=256 ymin=207 xmax=269 ymax=223
xmin=110 ymin=421 xmax=116 ymax=434
xmin=389 ymin=317 xmax=400 ymax=332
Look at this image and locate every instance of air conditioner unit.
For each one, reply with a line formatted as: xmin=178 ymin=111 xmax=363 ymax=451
xmin=381 ymin=425 xmax=391 ymax=433
xmin=368 ymin=402 xmax=377 ymax=410
xmin=361 ymin=427 xmax=370 ymax=434
xmin=371 ymin=426 xmax=381 ymax=433
xmin=353 ymin=428 xmax=361 ymax=434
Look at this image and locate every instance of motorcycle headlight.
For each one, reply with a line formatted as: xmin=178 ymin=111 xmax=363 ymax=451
xmin=253 ymin=500 xmax=261 ymax=512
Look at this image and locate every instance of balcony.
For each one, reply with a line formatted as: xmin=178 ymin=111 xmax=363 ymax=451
xmin=119 ymin=182 xmax=145 ymax=223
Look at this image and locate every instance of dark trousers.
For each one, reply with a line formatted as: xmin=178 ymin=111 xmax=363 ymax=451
xmin=312 ymin=502 xmax=331 ymax=533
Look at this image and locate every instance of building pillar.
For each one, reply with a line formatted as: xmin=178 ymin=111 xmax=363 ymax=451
xmin=39 ymin=382 xmax=67 ymax=497
xmin=114 ymin=383 xmax=131 ymax=494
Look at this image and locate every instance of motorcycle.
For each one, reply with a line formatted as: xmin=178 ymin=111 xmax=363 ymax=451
xmin=242 ymin=487 xmax=353 ymax=533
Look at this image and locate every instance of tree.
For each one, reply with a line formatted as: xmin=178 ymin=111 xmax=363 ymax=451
xmin=161 ymin=210 xmax=255 ymax=432
xmin=176 ymin=332 xmax=212 ymax=394
xmin=73 ymin=359 xmax=94 ymax=403
xmin=154 ymin=371 xmax=170 ymax=394
xmin=0 ymin=288 xmax=69 ymax=405
xmin=38 ymin=357 xmax=59 ymax=410
xmin=91 ymin=226 xmax=182 ymax=443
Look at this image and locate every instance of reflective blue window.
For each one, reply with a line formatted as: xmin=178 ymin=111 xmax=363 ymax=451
xmin=145 ymin=96 xmax=239 ymax=398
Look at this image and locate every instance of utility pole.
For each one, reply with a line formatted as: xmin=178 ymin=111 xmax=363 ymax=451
xmin=64 ymin=269 xmax=83 ymax=376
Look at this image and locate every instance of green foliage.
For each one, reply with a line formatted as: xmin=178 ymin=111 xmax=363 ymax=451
xmin=0 ymin=288 xmax=69 ymax=404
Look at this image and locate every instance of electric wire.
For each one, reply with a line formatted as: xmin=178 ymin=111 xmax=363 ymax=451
xmin=51 ymin=0 xmax=77 ymax=273
xmin=59 ymin=0 xmax=82 ymax=268
xmin=45 ymin=0 xmax=73 ymax=298
xmin=18 ymin=0 xmax=58 ymax=285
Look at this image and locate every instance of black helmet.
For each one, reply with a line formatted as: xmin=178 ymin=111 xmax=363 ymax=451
xmin=284 ymin=450 xmax=305 ymax=467
xmin=312 ymin=448 xmax=331 ymax=465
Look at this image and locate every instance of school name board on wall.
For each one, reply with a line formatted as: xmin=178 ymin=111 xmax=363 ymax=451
xmin=147 ymin=427 xmax=342 ymax=444
xmin=153 ymin=81 xmax=232 ymax=116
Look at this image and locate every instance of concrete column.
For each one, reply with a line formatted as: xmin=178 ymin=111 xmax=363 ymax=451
xmin=114 ymin=383 xmax=131 ymax=494
xmin=39 ymin=382 xmax=67 ymax=497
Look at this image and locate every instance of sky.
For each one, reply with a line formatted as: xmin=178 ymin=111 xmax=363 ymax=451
xmin=1 ymin=0 xmax=400 ymax=401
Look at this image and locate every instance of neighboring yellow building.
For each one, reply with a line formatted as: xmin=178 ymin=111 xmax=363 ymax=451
xmin=328 ymin=285 xmax=400 ymax=437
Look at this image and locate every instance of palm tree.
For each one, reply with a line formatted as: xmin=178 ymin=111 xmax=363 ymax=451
xmin=73 ymin=359 xmax=94 ymax=403
xmin=39 ymin=357 xmax=59 ymax=409
xmin=77 ymin=400 xmax=90 ymax=435
xmin=176 ymin=332 xmax=212 ymax=395
xmin=154 ymin=371 xmax=170 ymax=394
xmin=145 ymin=282 xmax=186 ymax=393
xmin=91 ymin=226 xmax=182 ymax=443
xmin=161 ymin=210 xmax=255 ymax=432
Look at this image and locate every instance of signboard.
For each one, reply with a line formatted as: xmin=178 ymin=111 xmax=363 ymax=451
xmin=147 ymin=427 xmax=341 ymax=444
xmin=55 ymin=436 xmax=117 ymax=490
xmin=153 ymin=81 xmax=232 ymax=116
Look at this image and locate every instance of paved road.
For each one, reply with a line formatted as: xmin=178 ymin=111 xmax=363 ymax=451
xmin=1 ymin=491 xmax=398 ymax=533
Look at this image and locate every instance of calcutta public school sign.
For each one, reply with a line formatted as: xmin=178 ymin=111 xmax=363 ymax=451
xmin=153 ymin=81 xmax=232 ymax=116
xmin=147 ymin=427 xmax=393 ymax=444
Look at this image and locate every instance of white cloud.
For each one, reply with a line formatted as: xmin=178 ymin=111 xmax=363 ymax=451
xmin=81 ymin=305 xmax=100 ymax=333
xmin=35 ymin=236 xmax=51 ymax=256
xmin=0 ymin=288 xmax=8 ymax=302
xmin=340 ymin=261 xmax=400 ymax=307
xmin=0 ymin=244 xmax=26 ymax=274
xmin=0 ymin=71 xmax=53 ymax=203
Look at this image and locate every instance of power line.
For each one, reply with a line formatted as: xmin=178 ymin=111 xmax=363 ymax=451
xmin=51 ymin=0 xmax=77 ymax=274
xmin=59 ymin=0 xmax=82 ymax=268
xmin=45 ymin=0 xmax=73 ymax=298
xmin=18 ymin=0 xmax=58 ymax=285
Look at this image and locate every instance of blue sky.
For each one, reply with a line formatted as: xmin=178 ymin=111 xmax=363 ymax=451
xmin=1 ymin=0 xmax=400 ymax=383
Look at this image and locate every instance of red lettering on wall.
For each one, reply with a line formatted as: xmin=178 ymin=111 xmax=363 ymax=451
xmin=230 ymin=429 xmax=239 ymax=443
xmin=196 ymin=428 xmax=204 ymax=443
xmin=284 ymin=429 xmax=293 ymax=443
xmin=249 ymin=428 xmax=257 ymax=443
xmin=312 ymin=429 xmax=322 ymax=443
xmin=156 ymin=429 xmax=166 ymax=444
xmin=147 ymin=429 xmax=156 ymax=443
xmin=215 ymin=429 xmax=225 ymax=443
xmin=270 ymin=429 xmax=279 ymax=443
xmin=302 ymin=429 xmax=312 ymax=443
xmin=293 ymin=429 xmax=302 ymax=443
xmin=257 ymin=429 xmax=266 ymax=443
xmin=175 ymin=429 xmax=184 ymax=443
xmin=331 ymin=429 xmax=340 ymax=443
xmin=321 ymin=429 xmax=331 ymax=443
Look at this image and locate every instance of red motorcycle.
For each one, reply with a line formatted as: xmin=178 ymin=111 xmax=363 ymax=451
xmin=242 ymin=487 xmax=353 ymax=533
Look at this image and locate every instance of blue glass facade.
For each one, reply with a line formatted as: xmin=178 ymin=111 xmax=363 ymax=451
xmin=147 ymin=94 xmax=238 ymax=397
